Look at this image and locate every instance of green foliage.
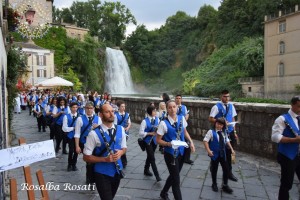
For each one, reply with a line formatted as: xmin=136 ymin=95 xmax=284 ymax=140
xmin=7 ymin=47 xmax=27 ymax=128
xmin=183 ymin=37 xmax=264 ymax=97
xmin=63 ymin=68 xmax=82 ymax=91
xmin=235 ymin=97 xmax=288 ymax=104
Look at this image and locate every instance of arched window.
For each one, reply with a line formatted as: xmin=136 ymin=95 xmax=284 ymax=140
xmin=278 ymin=62 xmax=284 ymax=77
xmin=279 ymin=41 xmax=285 ymax=54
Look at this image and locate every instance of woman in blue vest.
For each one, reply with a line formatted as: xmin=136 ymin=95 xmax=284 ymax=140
xmin=156 ymin=100 xmax=195 ymax=200
xmin=139 ymin=105 xmax=162 ymax=182
xmin=52 ymin=97 xmax=70 ymax=154
xmin=203 ymin=118 xmax=235 ymax=194
xmin=271 ymin=96 xmax=300 ymax=200
xmin=46 ymin=97 xmax=57 ymax=140
xmin=83 ymin=103 xmax=127 ymax=199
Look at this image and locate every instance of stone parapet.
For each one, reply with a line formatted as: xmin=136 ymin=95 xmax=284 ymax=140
xmin=115 ymin=96 xmax=290 ymax=159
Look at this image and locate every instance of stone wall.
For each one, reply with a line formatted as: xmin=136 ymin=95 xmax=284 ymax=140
xmin=116 ymin=96 xmax=290 ymax=159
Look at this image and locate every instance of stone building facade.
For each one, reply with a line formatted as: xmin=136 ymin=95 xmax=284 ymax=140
xmin=61 ymin=23 xmax=89 ymax=41
xmin=116 ymin=96 xmax=289 ymax=159
xmin=15 ymin=41 xmax=55 ymax=86
xmin=264 ymin=5 xmax=300 ymax=100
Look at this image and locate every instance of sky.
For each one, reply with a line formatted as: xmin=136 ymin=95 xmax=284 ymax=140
xmin=53 ymin=0 xmax=221 ymax=35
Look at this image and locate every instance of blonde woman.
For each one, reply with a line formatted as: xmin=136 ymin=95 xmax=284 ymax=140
xmin=158 ymin=102 xmax=167 ymax=120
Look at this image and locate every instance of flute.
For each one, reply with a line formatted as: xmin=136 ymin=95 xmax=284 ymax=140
xmin=171 ymin=120 xmax=182 ymax=165
xmin=99 ymin=128 xmax=125 ymax=178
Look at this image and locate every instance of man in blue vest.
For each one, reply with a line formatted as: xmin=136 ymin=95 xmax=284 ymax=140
xmin=271 ymin=96 xmax=300 ymax=200
xmin=209 ymin=90 xmax=238 ymax=182
xmin=83 ymin=104 xmax=127 ymax=199
xmin=175 ymin=94 xmax=194 ymax=165
xmin=74 ymin=101 xmax=102 ymax=184
xmin=33 ymin=98 xmax=46 ymax=132
xmin=62 ymin=102 xmax=79 ymax=171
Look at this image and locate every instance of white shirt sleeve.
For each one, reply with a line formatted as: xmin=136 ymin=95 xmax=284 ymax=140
xmin=157 ymin=121 xmax=167 ymax=136
xmin=203 ymin=130 xmax=213 ymax=142
xmin=74 ymin=117 xmax=83 ymax=138
xmin=52 ymin=106 xmax=58 ymax=115
xmin=114 ymin=115 xmax=118 ymax=124
xmin=139 ymin=120 xmax=147 ymax=138
xmin=231 ymin=104 xmax=237 ymax=117
xmin=209 ymin=105 xmax=219 ymax=118
xmin=62 ymin=115 xmax=75 ymax=132
xmin=83 ymin=131 xmax=100 ymax=155
xmin=271 ymin=115 xmax=285 ymax=143
xmin=120 ymin=127 xmax=127 ymax=149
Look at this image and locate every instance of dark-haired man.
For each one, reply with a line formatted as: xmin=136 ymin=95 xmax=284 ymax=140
xmin=271 ymin=96 xmax=300 ymax=200
xmin=209 ymin=90 xmax=238 ymax=182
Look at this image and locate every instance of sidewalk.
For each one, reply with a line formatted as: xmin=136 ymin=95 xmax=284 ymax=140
xmin=7 ymin=111 xmax=300 ymax=200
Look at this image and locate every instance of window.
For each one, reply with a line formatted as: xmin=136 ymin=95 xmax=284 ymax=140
xmin=279 ymin=41 xmax=285 ymax=54
xmin=37 ymin=69 xmax=47 ymax=78
xmin=279 ymin=21 xmax=286 ymax=33
xmin=248 ymin=87 xmax=252 ymax=92
xmin=36 ymin=55 xmax=46 ymax=66
xmin=278 ymin=63 xmax=284 ymax=77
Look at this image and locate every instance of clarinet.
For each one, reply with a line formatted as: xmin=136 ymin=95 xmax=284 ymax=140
xmin=147 ymin=126 xmax=158 ymax=145
xmin=99 ymin=128 xmax=125 ymax=179
xmin=171 ymin=120 xmax=183 ymax=165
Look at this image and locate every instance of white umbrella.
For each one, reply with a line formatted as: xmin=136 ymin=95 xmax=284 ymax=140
xmin=35 ymin=76 xmax=74 ymax=87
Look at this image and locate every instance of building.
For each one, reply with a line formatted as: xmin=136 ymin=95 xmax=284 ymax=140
xmin=61 ymin=22 xmax=89 ymax=41
xmin=238 ymin=77 xmax=264 ymax=98
xmin=0 ymin=0 xmax=9 ymax=198
xmin=14 ymin=41 xmax=55 ymax=87
xmin=264 ymin=5 xmax=300 ymax=100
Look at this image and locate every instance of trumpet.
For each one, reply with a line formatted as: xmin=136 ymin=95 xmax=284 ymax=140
xmin=99 ymin=128 xmax=125 ymax=179
xmin=171 ymin=120 xmax=182 ymax=165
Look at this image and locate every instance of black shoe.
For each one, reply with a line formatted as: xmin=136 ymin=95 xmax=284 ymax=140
xmin=184 ymin=160 xmax=194 ymax=165
xmin=222 ymin=185 xmax=233 ymax=194
xmin=72 ymin=165 xmax=78 ymax=171
xmin=228 ymin=173 xmax=238 ymax=182
xmin=160 ymin=191 xmax=170 ymax=200
xmin=144 ymin=169 xmax=153 ymax=176
xmin=63 ymin=150 xmax=68 ymax=154
xmin=67 ymin=165 xmax=72 ymax=172
xmin=156 ymin=176 xmax=162 ymax=182
xmin=38 ymin=130 xmax=41 ymax=132
xmin=212 ymin=184 xmax=218 ymax=192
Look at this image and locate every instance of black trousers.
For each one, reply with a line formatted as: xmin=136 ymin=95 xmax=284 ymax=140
xmin=68 ymin=137 xmax=78 ymax=166
xmin=95 ymin=172 xmax=121 ymax=200
xmin=36 ymin=116 xmax=46 ymax=131
xmin=49 ymin=122 xmax=55 ymax=140
xmin=162 ymin=152 xmax=184 ymax=200
xmin=145 ymin=140 xmax=159 ymax=176
xmin=54 ymin=124 xmax=67 ymax=152
xmin=277 ymin=153 xmax=300 ymax=200
xmin=183 ymin=139 xmax=191 ymax=162
xmin=210 ymin=156 xmax=229 ymax=185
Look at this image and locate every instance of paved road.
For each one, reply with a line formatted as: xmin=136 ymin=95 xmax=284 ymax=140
xmin=7 ymin=111 xmax=300 ymax=199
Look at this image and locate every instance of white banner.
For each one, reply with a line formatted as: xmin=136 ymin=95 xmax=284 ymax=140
xmin=0 ymin=140 xmax=55 ymax=172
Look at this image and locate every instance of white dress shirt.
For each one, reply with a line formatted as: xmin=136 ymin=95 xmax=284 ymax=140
xmin=62 ymin=113 xmax=78 ymax=132
xmin=156 ymin=115 xmax=187 ymax=136
xmin=209 ymin=102 xmax=237 ymax=118
xmin=74 ymin=115 xmax=102 ymax=138
xmin=271 ymin=109 xmax=299 ymax=143
xmin=83 ymin=123 xmax=127 ymax=155
xmin=139 ymin=117 xmax=160 ymax=138
xmin=203 ymin=129 xmax=230 ymax=143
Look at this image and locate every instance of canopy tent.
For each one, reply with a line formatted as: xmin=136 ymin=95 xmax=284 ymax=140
xmin=35 ymin=76 xmax=73 ymax=87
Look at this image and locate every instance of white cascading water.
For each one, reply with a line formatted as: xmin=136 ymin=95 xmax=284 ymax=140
xmin=104 ymin=47 xmax=135 ymax=94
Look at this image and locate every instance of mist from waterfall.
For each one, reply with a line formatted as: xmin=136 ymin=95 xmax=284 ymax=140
xmin=104 ymin=47 xmax=135 ymax=94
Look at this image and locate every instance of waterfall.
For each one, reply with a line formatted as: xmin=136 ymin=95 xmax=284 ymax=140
xmin=104 ymin=47 xmax=135 ymax=94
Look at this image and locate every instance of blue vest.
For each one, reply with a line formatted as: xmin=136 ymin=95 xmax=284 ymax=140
xmin=115 ymin=112 xmax=130 ymax=134
xmin=278 ymin=113 xmax=300 ymax=160
xmin=209 ymin=130 xmax=227 ymax=161
xmin=177 ymin=104 xmax=187 ymax=117
xmin=143 ymin=117 xmax=159 ymax=145
xmin=66 ymin=114 xmax=78 ymax=139
xmin=163 ymin=115 xmax=185 ymax=157
xmin=55 ymin=107 xmax=69 ymax=126
xmin=215 ymin=102 xmax=234 ymax=133
xmin=80 ymin=115 xmax=99 ymax=144
xmin=160 ymin=111 xmax=167 ymax=120
xmin=93 ymin=125 xmax=123 ymax=177
xmin=77 ymin=101 xmax=84 ymax=115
